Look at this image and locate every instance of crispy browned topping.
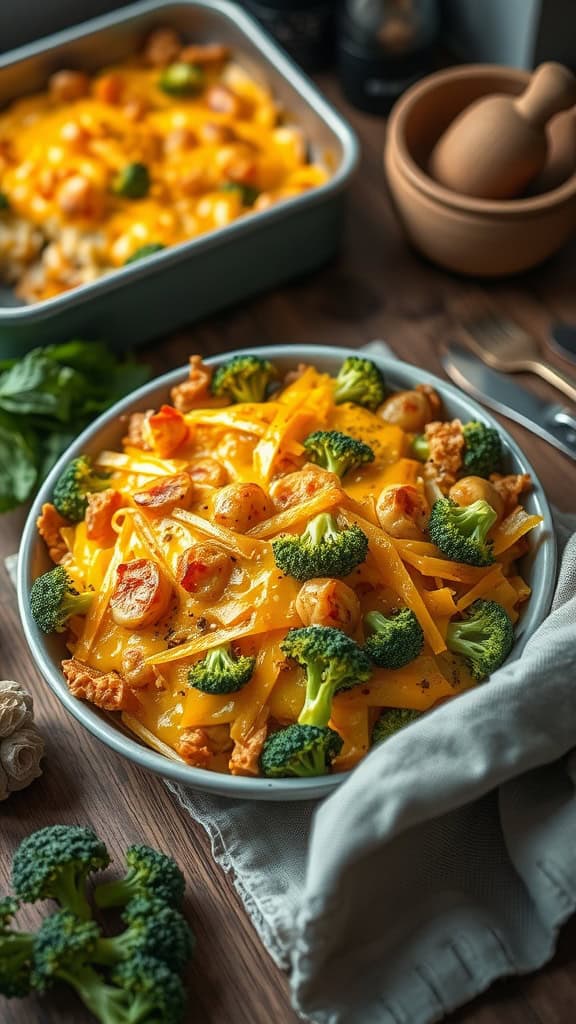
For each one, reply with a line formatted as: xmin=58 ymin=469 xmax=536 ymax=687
xmin=143 ymin=27 xmax=181 ymax=67
xmin=36 ymin=502 xmax=69 ymax=564
xmin=85 ymin=489 xmax=122 ymax=544
xmin=424 ymin=419 xmax=465 ymax=491
xmin=62 ymin=658 xmax=139 ymax=712
xmin=170 ymin=355 xmax=212 ymax=412
xmin=179 ymin=43 xmax=230 ymax=65
xmin=122 ymin=410 xmax=154 ymax=450
xmin=229 ymin=707 xmax=269 ymax=777
xmin=489 ymin=473 xmax=532 ymax=517
xmin=177 ymin=727 xmax=212 ymax=768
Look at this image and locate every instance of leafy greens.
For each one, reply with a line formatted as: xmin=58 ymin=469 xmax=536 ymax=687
xmin=0 ymin=341 xmax=149 ymax=512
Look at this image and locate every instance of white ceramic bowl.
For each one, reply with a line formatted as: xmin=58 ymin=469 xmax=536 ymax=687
xmin=18 ymin=345 xmax=556 ymax=800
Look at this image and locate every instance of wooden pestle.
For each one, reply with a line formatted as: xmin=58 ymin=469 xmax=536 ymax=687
xmin=429 ymin=62 xmax=576 ymax=199
xmin=526 ymin=108 xmax=576 ymax=193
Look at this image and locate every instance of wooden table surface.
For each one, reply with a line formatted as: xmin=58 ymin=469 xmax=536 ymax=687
xmin=2 ymin=74 xmax=576 ymax=1024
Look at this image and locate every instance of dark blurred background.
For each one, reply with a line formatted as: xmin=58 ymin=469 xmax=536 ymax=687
xmin=1 ymin=1 xmax=576 ymax=116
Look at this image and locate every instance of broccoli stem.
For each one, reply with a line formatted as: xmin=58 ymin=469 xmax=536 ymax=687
xmin=52 ymin=870 xmax=93 ymax=921
xmin=58 ymin=964 xmax=125 ymax=1024
xmin=0 ymin=935 xmax=34 ymax=970
xmin=298 ymin=667 xmax=334 ymax=728
xmin=61 ymin=591 xmax=94 ymax=622
xmin=93 ymin=877 xmax=136 ymax=910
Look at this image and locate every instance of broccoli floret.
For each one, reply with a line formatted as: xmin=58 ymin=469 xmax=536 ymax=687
xmin=260 ymin=723 xmax=343 ymax=778
xmin=94 ymin=844 xmax=185 ymax=910
xmin=158 ymin=61 xmax=204 ymax=96
xmin=187 ymin=644 xmax=255 ymax=695
xmin=411 ymin=421 xmax=502 ymax=479
xmin=260 ymin=626 xmax=370 ymax=778
xmin=364 ymin=608 xmax=424 ymax=668
xmin=462 ymin=421 xmax=503 ymax=477
xmin=303 ymin=430 xmax=375 ymax=478
xmin=125 ymin=243 xmax=165 ymax=264
xmin=219 ymin=181 xmax=260 ymax=206
xmin=0 ymin=896 xmax=34 ymax=999
xmin=111 ymin=954 xmax=186 ymax=1024
xmin=30 ymin=566 xmax=94 ymax=634
xmin=372 ymin=708 xmax=420 ymax=745
xmin=53 ymin=454 xmax=111 ymax=521
xmin=11 ymin=825 xmax=109 ymax=920
xmin=32 ymin=910 xmax=100 ymax=993
xmin=92 ymin=896 xmax=194 ymax=973
xmin=282 ymin=625 xmax=372 ymax=726
xmin=211 ymin=354 xmax=276 ymax=403
xmin=334 ymin=356 xmax=387 ymax=410
xmin=112 ymin=162 xmax=151 ymax=199
xmin=272 ymin=512 xmax=368 ymax=582
xmin=33 ymin=913 xmax=186 ymax=1024
xmin=428 ymin=497 xmax=497 ymax=567
xmin=446 ymin=599 xmax=514 ymax=681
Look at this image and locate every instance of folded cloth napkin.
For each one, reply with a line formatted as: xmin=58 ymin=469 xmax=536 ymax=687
xmin=8 ymin=343 xmax=576 ymax=1024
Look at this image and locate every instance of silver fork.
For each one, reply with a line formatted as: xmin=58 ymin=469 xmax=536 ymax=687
xmin=461 ymin=311 xmax=576 ymax=405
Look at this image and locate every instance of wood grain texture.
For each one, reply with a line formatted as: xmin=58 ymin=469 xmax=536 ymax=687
xmin=1 ymin=71 xmax=576 ymax=1024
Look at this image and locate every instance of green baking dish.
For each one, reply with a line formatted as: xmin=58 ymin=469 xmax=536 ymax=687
xmin=0 ymin=0 xmax=358 ymax=357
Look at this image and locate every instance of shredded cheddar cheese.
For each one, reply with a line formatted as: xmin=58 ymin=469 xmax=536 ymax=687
xmin=34 ymin=352 xmax=542 ymax=777
xmin=0 ymin=27 xmax=328 ymax=303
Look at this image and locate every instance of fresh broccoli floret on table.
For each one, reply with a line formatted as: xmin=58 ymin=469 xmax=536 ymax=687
xmin=11 ymin=825 xmax=109 ymax=920
xmin=31 ymin=910 xmax=100 ymax=993
xmin=94 ymin=844 xmax=185 ymax=910
xmin=428 ymin=497 xmax=497 ymax=566
xmin=30 ymin=566 xmax=93 ymax=634
xmin=211 ymin=354 xmax=276 ymax=403
xmin=333 ymin=356 xmax=387 ymax=410
xmin=0 ymin=896 xmax=35 ymax=999
xmin=446 ymin=599 xmax=514 ymax=681
xmin=272 ymin=512 xmax=368 ymax=581
xmin=53 ymin=454 xmax=110 ymax=521
xmin=372 ymin=708 xmax=420 ymax=745
xmin=92 ymin=896 xmax=194 ymax=972
xmin=187 ymin=643 xmax=255 ymax=695
xmin=363 ymin=608 xmax=424 ymax=668
xmin=303 ymin=430 xmax=375 ymax=478
xmin=111 ymin=954 xmax=186 ymax=1024
xmin=33 ymin=912 xmax=186 ymax=1024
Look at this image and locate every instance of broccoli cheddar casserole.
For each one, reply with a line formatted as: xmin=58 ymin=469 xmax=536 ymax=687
xmin=30 ymin=353 xmax=542 ymax=779
xmin=0 ymin=27 xmax=328 ymax=303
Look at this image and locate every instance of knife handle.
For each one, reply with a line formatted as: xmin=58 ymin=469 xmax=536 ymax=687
xmin=528 ymin=358 xmax=576 ymax=404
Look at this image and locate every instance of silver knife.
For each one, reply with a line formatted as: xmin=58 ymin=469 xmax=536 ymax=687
xmin=442 ymin=342 xmax=576 ymax=462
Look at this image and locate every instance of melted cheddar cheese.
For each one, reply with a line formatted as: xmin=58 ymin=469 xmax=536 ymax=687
xmin=36 ymin=355 xmax=541 ymax=778
xmin=0 ymin=28 xmax=328 ymax=302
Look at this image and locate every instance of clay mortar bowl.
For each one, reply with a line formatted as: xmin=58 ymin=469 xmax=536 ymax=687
xmin=385 ymin=64 xmax=576 ymax=276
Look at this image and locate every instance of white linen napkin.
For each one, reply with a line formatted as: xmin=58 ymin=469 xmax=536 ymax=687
xmin=8 ymin=342 xmax=576 ymax=1024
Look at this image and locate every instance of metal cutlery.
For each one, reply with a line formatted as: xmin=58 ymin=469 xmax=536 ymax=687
xmin=442 ymin=341 xmax=576 ymax=462
xmin=461 ymin=311 xmax=576 ymax=405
